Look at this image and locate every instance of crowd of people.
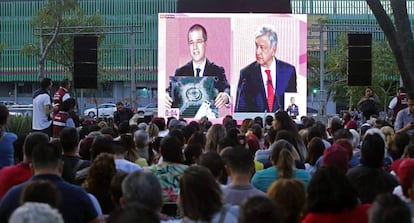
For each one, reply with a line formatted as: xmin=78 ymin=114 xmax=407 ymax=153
xmin=1 ymin=80 xmax=414 ymax=223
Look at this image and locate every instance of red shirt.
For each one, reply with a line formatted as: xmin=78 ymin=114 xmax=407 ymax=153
xmin=0 ymin=162 xmax=32 ymax=200
xmin=301 ymin=204 xmax=371 ymax=223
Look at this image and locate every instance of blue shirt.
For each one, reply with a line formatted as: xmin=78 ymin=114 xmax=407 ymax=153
xmin=251 ymin=166 xmax=311 ymax=192
xmin=394 ymin=107 xmax=414 ymax=135
xmin=0 ymin=132 xmax=17 ymax=169
xmin=0 ymin=174 xmax=98 ymax=223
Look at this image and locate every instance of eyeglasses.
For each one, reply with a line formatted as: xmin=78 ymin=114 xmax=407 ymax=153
xmin=188 ymin=40 xmax=205 ymax=46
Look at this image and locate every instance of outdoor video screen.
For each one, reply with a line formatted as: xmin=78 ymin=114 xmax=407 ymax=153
xmin=158 ymin=13 xmax=307 ymax=121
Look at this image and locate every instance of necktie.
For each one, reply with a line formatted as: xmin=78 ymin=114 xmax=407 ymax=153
xmin=196 ymin=68 xmax=201 ymax=77
xmin=265 ymin=69 xmax=274 ymax=112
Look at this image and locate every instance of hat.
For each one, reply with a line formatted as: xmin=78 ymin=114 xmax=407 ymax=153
xmin=345 ymin=120 xmax=358 ymax=130
xmin=398 ymin=158 xmax=414 ymax=197
xmin=322 ymin=144 xmax=350 ymax=173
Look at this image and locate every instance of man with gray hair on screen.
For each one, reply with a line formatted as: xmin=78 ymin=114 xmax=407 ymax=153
xmin=235 ymin=24 xmax=297 ymax=113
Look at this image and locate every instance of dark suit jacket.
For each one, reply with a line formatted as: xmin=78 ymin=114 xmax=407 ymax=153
xmin=235 ymin=59 xmax=297 ymax=112
xmin=174 ymin=59 xmax=230 ymax=94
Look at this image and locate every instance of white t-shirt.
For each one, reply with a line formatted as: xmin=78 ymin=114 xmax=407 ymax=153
xmin=32 ymin=93 xmax=52 ymax=130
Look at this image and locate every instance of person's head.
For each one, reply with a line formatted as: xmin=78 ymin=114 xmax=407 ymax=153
xmin=290 ymin=97 xmax=295 ymax=104
xmin=197 ymin=151 xmax=225 ymax=183
xmin=0 ymin=104 xmax=9 ymax=126
xmin=183 ymin=143 xmax=203 ymax=165
xmin=85 ymin=153 xmax=116 ymax=189
xmin=31 ymin=142 xmax=62 ymax=173
xmin=305 ymin=137 xmax=325 ymax=165
xmin=239 ymin=195 xmax=282 ymax=223
xmin=107 ymin=202 xmax=160 ymax=223
xmin=134 ymin=129 xmax=149 ymax=148
xmin=20 ymin=180 xmax=61 ymax=208
xmin=179 ymin=165 xmax=222 ymax=222
xmin=110 ymin=170 xmax=128 ymax=207
xmin=90 ymin=134 xmax=114 ymax=160
xmin=221 ymin=146 xmax=254 ymax=176
xmin=160 ymin=134 xmax=183 ymax=163
xmin=9 ymin=202 xmax=64 ymax=223
xmin=40 ymin=78 xmax=53 ymax=90
xmin=267 ymin=179 xmax=306 ymax=223
xmin=116 ymin=101 xmax=125 ymax=112
xmin=273 ymin=110 xmax=297 ymax=133
xmin=205 ymin=123 xmax=226 ymax=153
xmin=407 ymin=92 xmax=414 ymax=115
xmin=322 ymin=143 xmax=350 ymax=173
xmin=361 ymin=128 xmax=386 ymax=168
xmin=397 ymin=158 xmax=414 ymax=197
xmin=121 ymin=171 xmax=163 ymax=212
xmin=369 ymin=193 xmax=411 ymax=223
xmin=270 ymin=139 xmax=298 ymax=179
xmin=254 ymin=25 xmax=278 ymax=68
xmin=23 ymin=132 xmax=49 ymax=161
xmin=59 ymin=127 xmax=79 ymax=153
xmin=60 ymin=78 xmax=70 ymax=89
xmin=365 ymin=87 xmax=373 ymax=96
xmin=188 ymin=24 xmax=207 ymax=65
xmin=60 ymin=98 xmax=75 ymax=112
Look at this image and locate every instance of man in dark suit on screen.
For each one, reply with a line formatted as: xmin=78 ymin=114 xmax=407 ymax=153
xmin=235 ymin=25 xmax=297 ymax=113
xmin=166 ymin=24 xmax=230 ymax=109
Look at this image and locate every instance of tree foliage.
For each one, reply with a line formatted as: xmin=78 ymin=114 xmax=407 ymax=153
xmin=365 ymin=0 xmax=414 ymax=92
xmin=21 ymin=0 xmax=104 ymax=78
xmin=308 ymin=33 xmax=399 ymax=112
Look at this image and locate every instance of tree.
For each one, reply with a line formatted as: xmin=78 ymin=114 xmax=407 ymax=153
xmin=366 ymin=0 xmax=414 ymax=92
xmin=308 ymin=33 xmax=399 ymax=113
xmin=22 ymin=0 xmax=103 ymax=80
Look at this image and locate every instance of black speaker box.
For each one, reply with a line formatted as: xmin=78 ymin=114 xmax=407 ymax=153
xmin=73 ymin=36 xmax=98 ymax=89
xmin=347 ymin=33 xmax=372 ymax=86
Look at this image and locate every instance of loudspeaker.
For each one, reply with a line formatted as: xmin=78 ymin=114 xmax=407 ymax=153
xmin=347 ymin=33 xmax=372 ymax=86
xmin=73 ymin=36 xmax=98 ymax=89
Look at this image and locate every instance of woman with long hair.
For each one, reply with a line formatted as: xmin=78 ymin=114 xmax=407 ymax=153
xmin=178 ymin=165 xmax=238 ymax=222
xmin=252 ymin=139 xmax=310 ymax=192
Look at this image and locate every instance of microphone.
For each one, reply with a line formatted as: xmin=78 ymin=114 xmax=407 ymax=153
xmin=235 ymin=77 xmax=246 ymax=112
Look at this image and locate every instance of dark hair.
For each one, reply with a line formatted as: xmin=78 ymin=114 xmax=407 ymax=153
xmin=109 ymin=171 xmax=127 ymax=207
xmin=0 ymin=105 xmax=8 ymax=125
xmin=369 ymin=193 xmax=411 ymax=223
xmin=20 ymin=180 xmax=61 ymax=208
xmin=187 ymin=131 xmax=206 ymax=148
xmin=253 ymin=116 xmax=263 ymax=127
xmin=13 ymin=134 xmax=26 ymax=163
xmin=160 ymin=135 xmax=183 ymax=163
xmin=31 ymin=142 xmax=62 ymax=170
xmin=116 ymin=101 xmax=123 ymax=106
xmin=393 ymin=132 xmax=410 ymax=158
xmin=305 ymin=137 xmax=325 ymax=165
xmin=271 ymin=140 xmax=296 ymax=179
xmin=239 ymin=195 xmax=282 ymax=223
xmin=188 ymin=24 xmax=207 ymax=41
xmin=118 ymin=120 xmax=131 ymax=135
xmin=306 ymin=165 xmax=358 ymax=213
xmin=250 ymin=123 xmax=263 ymax=139
xmin=60 ymin=98 xmax=75 ymax=112
xmin=24 ymin=132 xmax=51 ymax=159
xmin=40 ymin=78 xmax=52 ymax=90
xmin=59 ymin=127 xmax=79 ymax=153
xmin=60 ymin=78 xmax=70 ymax=88
xmin=179 ymin=165 xmax=222 ymax=222
xmin=221 ymin=146 xmax=254 ymax=174
xmin=360 ymin=132 xmax=385 ymax=168
xmin=90 ymin=135 xmax=114 ymax=160
xmin=198 ymin=152 xmax=225 ymax=182
xmin=183 ymin=144 xmax=203 ymax=165
xmin=306 ymin=126 xmax=323 ymax=142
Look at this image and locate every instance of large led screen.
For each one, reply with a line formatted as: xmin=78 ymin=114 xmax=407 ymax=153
xmin=158 ymin=13 xmax=307 ymax=121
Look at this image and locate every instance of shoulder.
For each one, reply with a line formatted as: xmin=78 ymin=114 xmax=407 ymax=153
xmin=175 ymin=62 xmax=192 ymax=76
xmin=277 ymin=59 xmax=295 ymax=69
xmin=206 ymin=60 xmax=225 ymax=72
xmin=240 ymin=61 xmax=258 ymax=73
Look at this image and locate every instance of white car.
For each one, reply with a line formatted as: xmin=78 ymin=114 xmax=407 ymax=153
xmin=137 ymin=103 xmax=158 ymax=116
xmin=83 ymin=103 xmax=117 ymax=118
